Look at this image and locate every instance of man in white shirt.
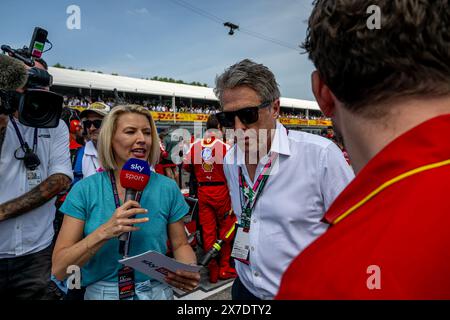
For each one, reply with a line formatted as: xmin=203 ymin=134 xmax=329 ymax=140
xmin=215 ymin=59 xmax=354 ymax=300
xmin=0 ymin=59 xmax=73 ymax=299
xmin=76 ymin=102 xmax=110 ymax=179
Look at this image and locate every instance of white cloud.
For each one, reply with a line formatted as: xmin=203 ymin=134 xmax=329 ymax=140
xmin=125 ymin=53 xmax=136 ymax=60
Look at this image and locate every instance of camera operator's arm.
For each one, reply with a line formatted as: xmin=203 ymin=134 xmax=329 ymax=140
xmin=0 ymin=173 xmax=71 ymax=222
xmin=0 ymin=119 xmax=73 ymax=222
xmin=0 ymin=115 xmax=8 ymax=158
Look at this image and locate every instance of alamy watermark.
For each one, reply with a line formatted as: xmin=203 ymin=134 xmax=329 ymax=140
xmin=66 ymin=5 xmax=81 ymax=30
xmin=366 ymin=265 xmax=381 ymax=290
xmin=66 ymin=265 xmax=81 ymax=289
xmin=366 ymin=5 xmax=381 ymax=30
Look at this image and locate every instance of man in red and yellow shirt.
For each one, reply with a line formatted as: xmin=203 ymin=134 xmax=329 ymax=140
xmin=184 ymin=115 xmax=237 ymax=283
xmin=277 ymin=0 xmax=450 ymax=299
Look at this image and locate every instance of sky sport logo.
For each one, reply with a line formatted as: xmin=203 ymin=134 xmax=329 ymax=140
xmin=125 ymin=172 xmax=145 ymax=182
xmin=130 ymin=163 xmax=145 ymax=173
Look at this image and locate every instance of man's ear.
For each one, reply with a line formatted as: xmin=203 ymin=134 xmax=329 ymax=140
xmin=311 ymin=71 xmax=336 ymax=118
xmin=271 ymin=98 xmax=281 ymax=119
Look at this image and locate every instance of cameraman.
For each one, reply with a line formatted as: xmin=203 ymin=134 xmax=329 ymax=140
xmin=0 ymin=58 xmax=73 ymax=299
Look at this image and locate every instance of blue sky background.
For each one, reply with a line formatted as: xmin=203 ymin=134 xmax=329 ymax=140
xmin=0 ymin=0 xmax=316 ymax=100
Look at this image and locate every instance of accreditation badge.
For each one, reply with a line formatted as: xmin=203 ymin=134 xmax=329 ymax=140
xmin=26 ymin=169 xmax=42 ymax=190
xmin=118 ymin=265 xmax=135 ymax=300
xmin=231 ymin=225 xmax=250 ymax=264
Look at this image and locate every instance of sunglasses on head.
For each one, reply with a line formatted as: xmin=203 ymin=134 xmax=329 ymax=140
xmin=83 ymin=119 xmax=103 ymax=130
xmin=216 ymin=101 xmax=272 ymax=128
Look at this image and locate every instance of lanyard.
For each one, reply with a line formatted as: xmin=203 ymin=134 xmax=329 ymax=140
xmin=108 ymin=171 xmax=142 ymax=257
xmin=91 ymin=157 xmax=98 ymax=171
xmin=238 ymin=152 xmax=278 ymax=229
xmin=9 ymin=115 xmax=38 ymax=154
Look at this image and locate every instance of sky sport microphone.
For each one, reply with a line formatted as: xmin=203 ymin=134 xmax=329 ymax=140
xmin=118 ymin=158 xmax=151 ymax=249
xmin=0 ymin=54 xmax=28 ymax=90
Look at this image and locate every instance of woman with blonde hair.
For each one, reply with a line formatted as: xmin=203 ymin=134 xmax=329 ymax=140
xmin=52 ymin=105 xmax=200 ymax=300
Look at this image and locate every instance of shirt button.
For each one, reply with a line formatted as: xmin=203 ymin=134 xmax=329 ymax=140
xmin=253 ymin=219 xmax=257 ymax=223
xmin=254 ymin=271 xmax=260 ymax=277
xmin=16 ymin=226 xmax=20 ymax=230
xmin=251 ymin=246 xmax=255 ymax=251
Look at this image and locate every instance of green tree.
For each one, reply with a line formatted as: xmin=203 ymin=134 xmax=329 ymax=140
xmin=53 ymin=63 xmax=66 ymax=69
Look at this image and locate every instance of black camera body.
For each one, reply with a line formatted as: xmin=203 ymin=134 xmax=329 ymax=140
xmin=0 ymin=27 xmax=63 ymax=128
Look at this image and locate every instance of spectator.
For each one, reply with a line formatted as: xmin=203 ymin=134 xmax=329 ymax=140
xmin=160 ymin=129 xmax=181 ymax=183
xmin=73 ymin=102 xmax=110 ymax=184
xmin=69 ymin=120 xmax=83 ymax=159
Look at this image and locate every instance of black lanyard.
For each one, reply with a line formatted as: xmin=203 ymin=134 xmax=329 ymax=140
xmin=9 ymin=115 xmax=38 ymax=154
xmin=108 ymin=171 xmax=142 ymax=257
xmin=91 ymin=157 xmax=98 ymax=171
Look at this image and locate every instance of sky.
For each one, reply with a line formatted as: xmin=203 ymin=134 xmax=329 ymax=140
xmin=0 ymin=0 xmax=316 ymax=100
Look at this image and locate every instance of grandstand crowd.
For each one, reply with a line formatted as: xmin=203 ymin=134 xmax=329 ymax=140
xmin=64 ymin=95 xmax=329 ymax=120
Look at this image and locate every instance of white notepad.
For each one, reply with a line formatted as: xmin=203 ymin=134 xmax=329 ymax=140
xmin=119 ymin=250 xmax=201 ymax=286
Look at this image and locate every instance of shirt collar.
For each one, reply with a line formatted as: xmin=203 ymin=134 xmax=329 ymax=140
xmin=270 ymin=121 xmax=291 ymax=156
xmin=324 ymin=114 xmax=450 ymax=225
xmin=235 ymin=121 xmax=291 ymax=167
xmin=84 ymin=140 xmax=98 ymax=156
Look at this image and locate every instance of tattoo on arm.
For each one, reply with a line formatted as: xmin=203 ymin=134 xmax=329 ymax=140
xmin=0 ymin=174 xmax=71 ymax=222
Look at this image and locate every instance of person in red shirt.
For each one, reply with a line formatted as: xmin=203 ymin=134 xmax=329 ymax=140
xmin=69 ymin=120 xmax=83 ymax=149
xmin=155 ymin=138 xmax=169 ymax=175
xmin=184 ymin=114 xmax=237 ymax=283
xmin=277 ymin=0 xmax=450 ymax=299
xmin=326 ymin=126 xmax=334 ymax=140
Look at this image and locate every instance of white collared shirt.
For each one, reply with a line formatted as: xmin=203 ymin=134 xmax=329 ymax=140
xmin=223 ymin=121 xmax=354 ymax=299
xmin=82 ymin=140 xmax=100 ymax=178
xmin=0 ymin=119 xmax=73 ymax=258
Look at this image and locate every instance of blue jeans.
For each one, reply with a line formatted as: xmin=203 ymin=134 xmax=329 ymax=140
xmin=84 ymin=280 xmax=174 ymax=300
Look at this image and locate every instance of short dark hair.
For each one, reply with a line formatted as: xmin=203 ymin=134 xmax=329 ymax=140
xmin=304 ymin=0 xmax=450 ymax=117
xmin=206 ymin=114 xmax=220 ymax=130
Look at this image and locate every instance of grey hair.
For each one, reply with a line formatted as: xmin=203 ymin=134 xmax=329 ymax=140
xmin=214 ymin=59 xmax=280 ymax=106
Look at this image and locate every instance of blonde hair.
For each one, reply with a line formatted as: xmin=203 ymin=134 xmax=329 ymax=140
xmin=97 ymin=105 xmax=160 ymax=171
